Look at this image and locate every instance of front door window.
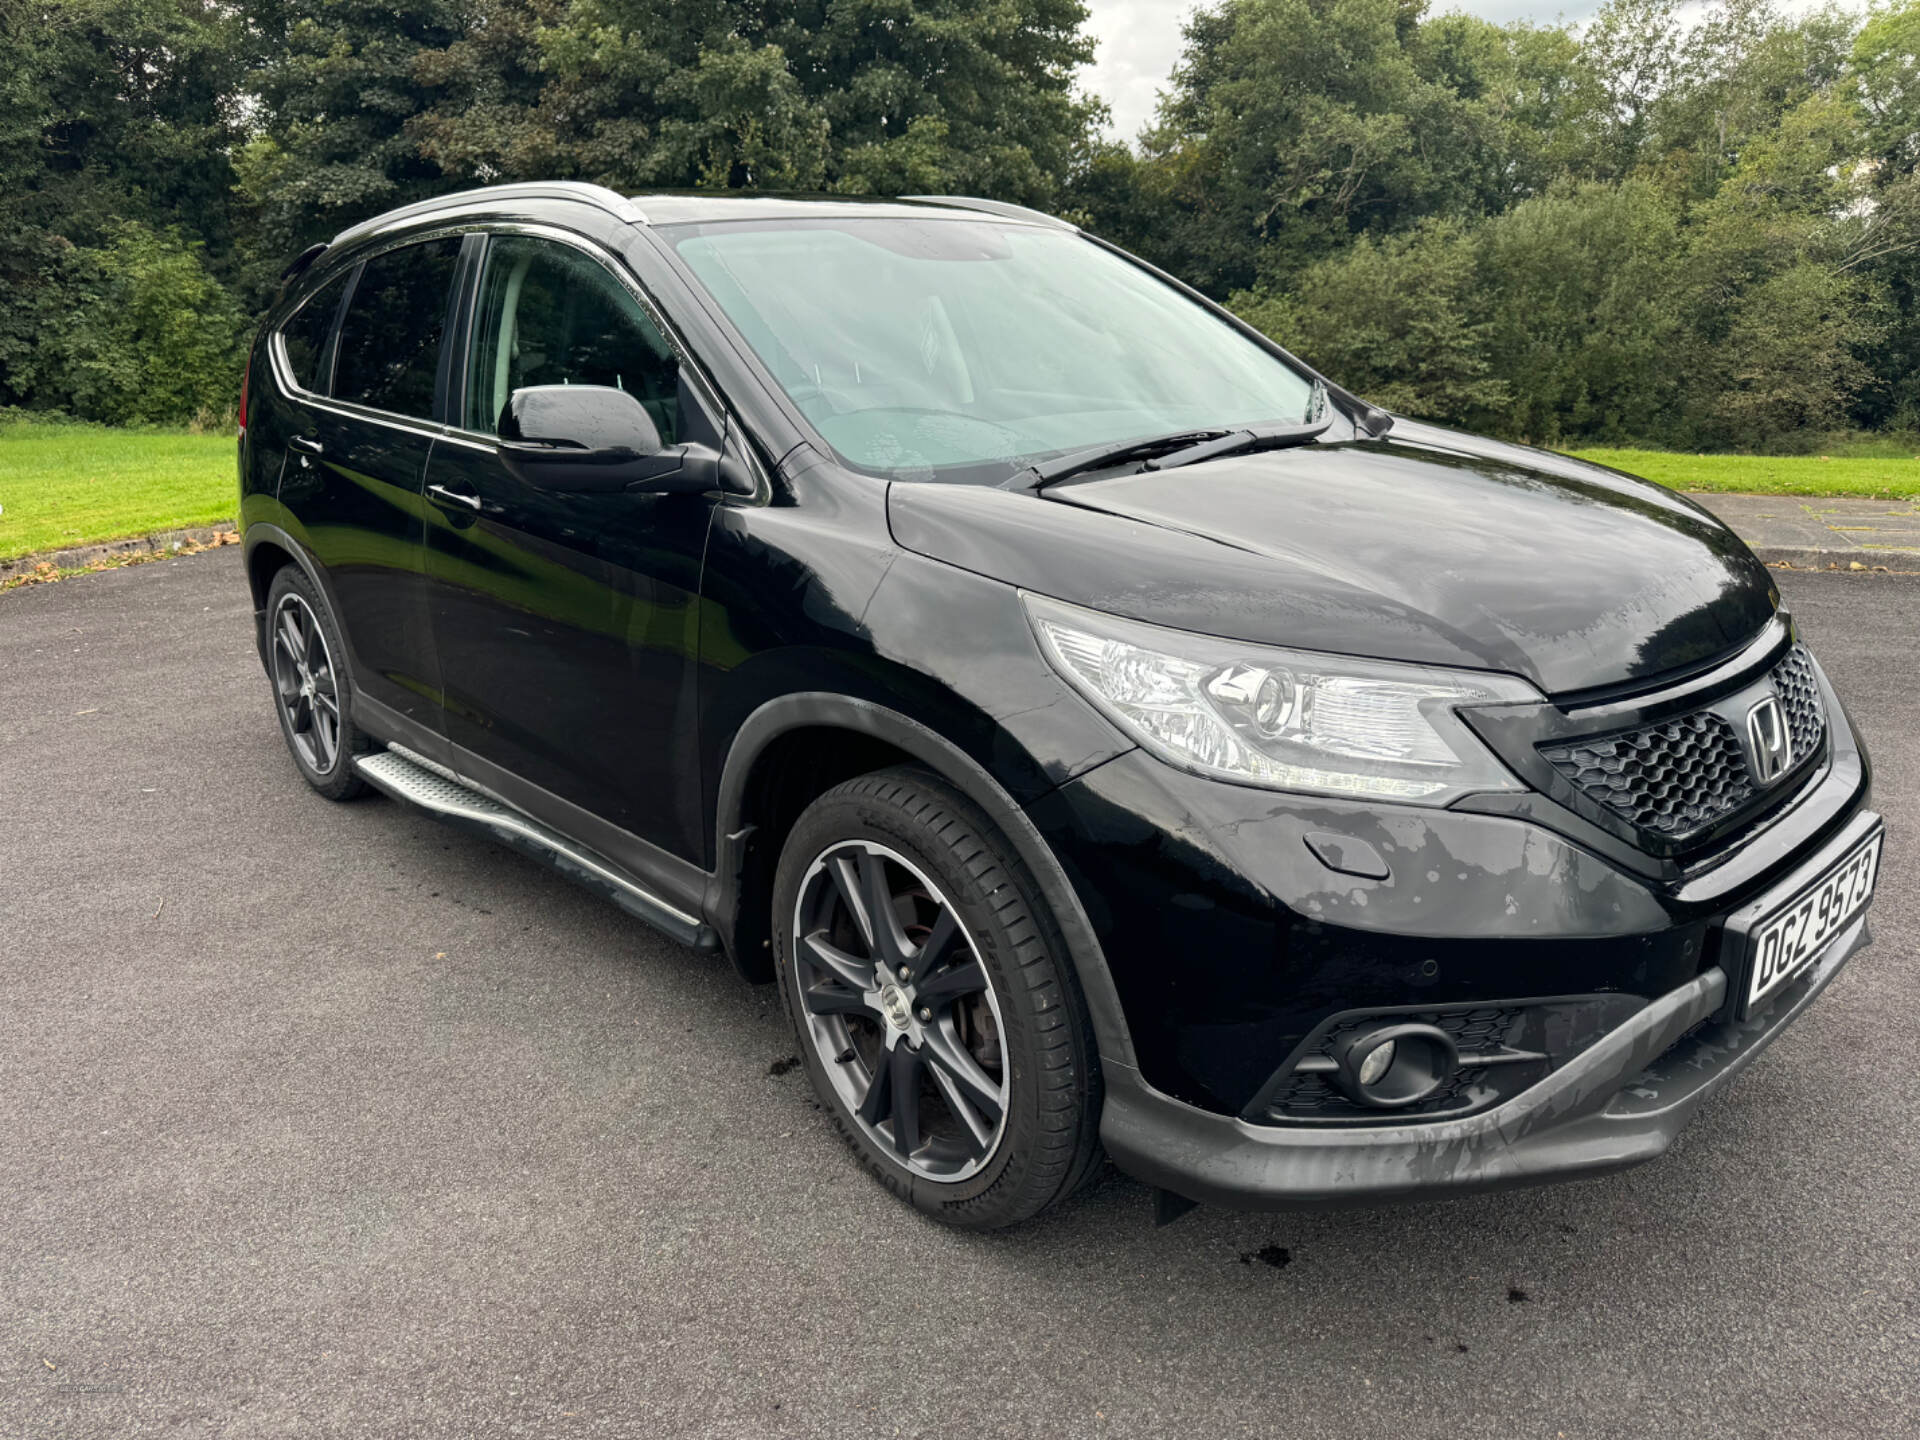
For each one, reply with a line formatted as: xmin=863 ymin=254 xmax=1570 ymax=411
xmin=465 ymin=236 xmax=681 ymax=446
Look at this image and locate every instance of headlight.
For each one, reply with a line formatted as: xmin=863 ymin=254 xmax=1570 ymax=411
xmin=1024 ymin=593 xmax=1539 ymax=804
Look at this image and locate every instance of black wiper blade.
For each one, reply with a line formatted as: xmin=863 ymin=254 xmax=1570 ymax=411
xmin=1003 ymin=429 xmax=1235 ymax=492
xmin=1141 ymin=413 xmax=1334 ymax=472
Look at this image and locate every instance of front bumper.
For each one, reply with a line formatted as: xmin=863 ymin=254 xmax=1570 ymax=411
xmin=1021 ymin=646 xmax=1878 ymax=1208
xmin=1102 ymin=907 xmax=1871 ymax=1209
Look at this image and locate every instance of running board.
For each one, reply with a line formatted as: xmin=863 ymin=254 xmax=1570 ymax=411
xmin=354 ymin=745 xmax=718 ymax=951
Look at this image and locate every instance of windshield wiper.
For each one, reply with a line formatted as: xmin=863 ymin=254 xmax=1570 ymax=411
xmin=1002 ymin=429 xmax=1236 ymax=492
xmin=1140 ymin=412 xmax=1335 ymax=472
xmin=1004 ymin=381 xmax=1347 ymax=492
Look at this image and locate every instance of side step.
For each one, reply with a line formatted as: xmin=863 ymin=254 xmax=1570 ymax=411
xmin=354 ymin=745 xmax=719 ymax=951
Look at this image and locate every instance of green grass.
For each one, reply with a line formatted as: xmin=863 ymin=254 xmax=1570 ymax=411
xmin=0 ymin=418 xmax=235 ymax=561
xmin=1570 ymin=448 xmax=1920 ymax=500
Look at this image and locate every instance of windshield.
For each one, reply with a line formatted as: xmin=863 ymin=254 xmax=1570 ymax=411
xmin=667 ymin=217 xmax=1318 ymax=482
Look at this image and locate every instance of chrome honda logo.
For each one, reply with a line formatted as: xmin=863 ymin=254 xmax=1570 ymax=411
xmin=1746 ymin=695 xmax=1792 ymax=785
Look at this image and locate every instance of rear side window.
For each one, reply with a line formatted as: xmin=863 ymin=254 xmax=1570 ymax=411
xmin=332 ymin=238 xmax=462 ymax=419
xmin=279 ymin=271 xmax=349 ymax=393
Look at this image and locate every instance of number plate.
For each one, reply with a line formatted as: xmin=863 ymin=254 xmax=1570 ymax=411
xmin=1740 ymin=828 xmax=1882 ymax=1018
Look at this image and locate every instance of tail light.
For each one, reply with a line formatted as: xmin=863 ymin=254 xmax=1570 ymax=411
xmin=238 ymin=351 xmax=251 ymax=435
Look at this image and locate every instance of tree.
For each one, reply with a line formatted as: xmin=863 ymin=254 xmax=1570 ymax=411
xmin=406 ymin=0 xmax=1101 ymax=205
xmin=1230 ymin=219 xmax=1507 ymax=424
xmin=1478 ymin=179 xmax=1687 ymax=444
xmin=42 ymin=220 xmax=247 ymax=424
xmin=0 ymin=0 xmax=252 ymax=409
xmin=237 ymin=0 xmax=466 ymax=292
xmin=1082 ymin=0 xmax=1606 ymax=298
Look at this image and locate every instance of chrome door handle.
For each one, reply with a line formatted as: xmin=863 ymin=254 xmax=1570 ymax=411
xmin=288 ymin=434 xmax=323 ymax=455
xmin=427 ymin=484 xmax=482 ymax=512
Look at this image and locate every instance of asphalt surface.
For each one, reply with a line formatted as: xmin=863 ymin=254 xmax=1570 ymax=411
xmin=2 ymin=552 xmax=1916 ymax=1439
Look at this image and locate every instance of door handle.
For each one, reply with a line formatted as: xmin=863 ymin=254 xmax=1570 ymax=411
xmin=288 ymin=434 xmax=323 ymax=455
xmin=427 ymin=483 xmax=482 ymax=512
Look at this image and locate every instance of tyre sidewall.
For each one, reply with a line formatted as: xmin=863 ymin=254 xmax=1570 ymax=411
xmin=265 ymin=564 xmax=367 ymax=799
xmin=773 ymin=772 xmax=1092 ymax=1228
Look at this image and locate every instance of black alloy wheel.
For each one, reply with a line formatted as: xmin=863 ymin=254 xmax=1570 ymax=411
xmin=774 ymin=768 xmax=1104 ymax=1228
xmin=792 ymin=837 xmax=1010 ymax=1181
xmin=265 ymin=565 xmax=368 ymax=800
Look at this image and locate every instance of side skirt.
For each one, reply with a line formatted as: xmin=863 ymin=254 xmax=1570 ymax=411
xmin=355 ymin=745 xmax=720 ymax=952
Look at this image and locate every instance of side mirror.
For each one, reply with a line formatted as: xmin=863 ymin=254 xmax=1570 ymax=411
xmin=498 ymin=384 xmax=716 ymax=494
xmin=501 ymin=383 xmax=662 ymax=454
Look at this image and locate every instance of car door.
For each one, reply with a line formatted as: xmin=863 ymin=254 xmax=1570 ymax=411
xmin=276 ymin=235 xmax=466 ymax=732
xmin=421 ymin=230 xmax=721 ymax=868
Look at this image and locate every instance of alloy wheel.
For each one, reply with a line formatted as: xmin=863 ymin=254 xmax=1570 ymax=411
xmin=271 ymin=592 xmax=342 ymax=775
xmin=791 ymin=839 xmax=1009 ymax=1182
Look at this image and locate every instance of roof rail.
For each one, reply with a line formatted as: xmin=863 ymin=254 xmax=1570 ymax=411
xmin=329 ymin=182 xmax=649 ymax=248
xmin=905 ymin=196 xmax=1078 ymax=231
xmin=279 ymin=241 xmax=329 ymax=282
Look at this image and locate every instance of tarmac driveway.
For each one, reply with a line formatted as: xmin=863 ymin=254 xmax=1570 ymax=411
xmin=2 ymin=551 xmax=1915 ymax=1438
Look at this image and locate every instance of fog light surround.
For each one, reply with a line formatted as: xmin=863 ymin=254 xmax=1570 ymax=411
xmin=1335 ymin=1023 xmax=1459 ymax=1109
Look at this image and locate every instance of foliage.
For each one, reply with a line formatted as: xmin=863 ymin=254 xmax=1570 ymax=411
xmin=1231 ymin=220 xmax=1507 ymax=424
xmin=1094 ymin=0 xmax=1920 ymax=448
xmin=1478 ymin=179 xmax=1687 ymax=444
xmin=47 ymin=222 xmax=249 ymax=426
xmin=0 ymin=0 xmax=1913 ymax=447
xmin=406 ymin=0 xmax=1098 ymax=205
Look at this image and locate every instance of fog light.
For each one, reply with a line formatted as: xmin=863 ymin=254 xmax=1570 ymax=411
xmin=1357 ymin=1038 xmax=1396 ymax=1087
xmin=1335 ymin=1023 xmax=1459 ymax=1109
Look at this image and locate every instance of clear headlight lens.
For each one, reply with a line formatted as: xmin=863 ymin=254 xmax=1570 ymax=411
xmin=1025 ymin=593 xmax=1539 ymax=804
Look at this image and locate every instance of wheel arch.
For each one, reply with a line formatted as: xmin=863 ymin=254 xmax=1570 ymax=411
xmin=242 ymin=524 xmax=336 ymax=670
xmin=706 ymin=693 xmax=1137 ymax=1068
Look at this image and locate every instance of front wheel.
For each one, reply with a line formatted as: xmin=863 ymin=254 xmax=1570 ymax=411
xmin=773 ymin=767 xmax=1104 ymax=1229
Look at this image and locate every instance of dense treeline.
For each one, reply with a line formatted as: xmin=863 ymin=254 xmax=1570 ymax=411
xmin=0 ymin=0 xmax=1913 ymax=449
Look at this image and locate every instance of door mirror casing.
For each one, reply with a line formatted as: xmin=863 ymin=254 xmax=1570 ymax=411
xmin=498 ymin=383 xmax=719 ymax=494
xmin=500 ymin=383 xmax=663 ymax=454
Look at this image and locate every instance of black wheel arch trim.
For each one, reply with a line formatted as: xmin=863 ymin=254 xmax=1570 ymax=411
xmin=707 ymin=691 xmax=1138 ymax=1069
xmin=243 ymin=523 xmax=348 ymax=678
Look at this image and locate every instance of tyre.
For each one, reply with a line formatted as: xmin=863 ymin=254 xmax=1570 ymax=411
xmin=264 ymin=564 xmax=370 ymax=801
xmin=773 ymin=766 xmax=1104 ymax=1229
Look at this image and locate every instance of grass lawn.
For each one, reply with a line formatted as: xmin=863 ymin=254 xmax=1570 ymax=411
xmin=0 ymin=420 xmax=235 ymax=562
xmin=1571 ymin=448 xmax=1920 ymax=500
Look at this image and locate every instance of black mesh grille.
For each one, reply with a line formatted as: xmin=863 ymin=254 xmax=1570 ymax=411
xmin=1541 ymin=712 xmax=1754 ymax=837
xmin=1539 ymin=645 xmax=1825 ymax=843
xmin=1774 ymin=644 xmax=1825 ymax=758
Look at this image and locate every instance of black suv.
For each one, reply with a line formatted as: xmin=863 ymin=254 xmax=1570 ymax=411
xmin=238 ymin=184 xmax=1882 ymax=1229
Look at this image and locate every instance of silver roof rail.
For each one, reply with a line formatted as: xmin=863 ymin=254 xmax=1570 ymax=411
xmin=329 ymin=182 xmax=649 ymax=248
xmin=905 ymin=196 xmax=1078 ymax=231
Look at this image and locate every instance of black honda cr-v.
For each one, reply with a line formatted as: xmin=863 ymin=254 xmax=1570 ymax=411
xmin=238 ymin=183 xmax=1882 ymax=1229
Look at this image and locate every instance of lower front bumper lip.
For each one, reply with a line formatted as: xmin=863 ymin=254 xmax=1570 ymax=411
xmin=1101 ymin=913 xmax=1872 ymax=1211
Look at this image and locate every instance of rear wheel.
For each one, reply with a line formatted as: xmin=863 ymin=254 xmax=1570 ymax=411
xmin=265 ymin=565 xmax=369 ymax=801
xmin=773 ymin=767 xmax=1103 ymax=1229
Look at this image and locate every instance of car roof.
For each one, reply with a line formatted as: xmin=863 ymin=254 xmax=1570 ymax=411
xmin=630 ymin=192 xmax=1064 ymax=228
xmin=325 ymin=183 xmax=1071 ymax=252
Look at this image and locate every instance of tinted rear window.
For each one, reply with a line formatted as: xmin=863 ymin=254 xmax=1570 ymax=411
xmin=332 ymin=238 xmax=462 ymax=418
xmin=280 ymin=271 xmax=349 ymax=393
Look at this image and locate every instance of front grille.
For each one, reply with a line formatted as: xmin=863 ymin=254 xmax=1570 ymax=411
xmin=1539 ymin=643 xmax=1825 ymax=844
xmin=1773 ymin=645 xmax=1824 ymax=757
